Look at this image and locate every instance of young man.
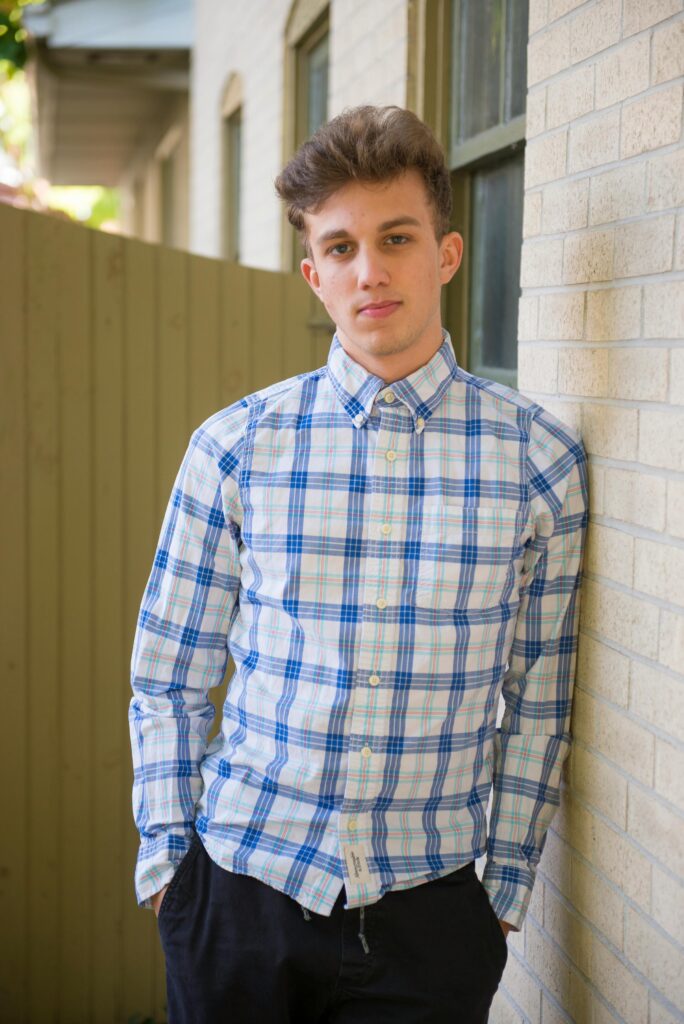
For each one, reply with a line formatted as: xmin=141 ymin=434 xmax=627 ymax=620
xmin=129 ymin=105 xmax=588 ymax=1023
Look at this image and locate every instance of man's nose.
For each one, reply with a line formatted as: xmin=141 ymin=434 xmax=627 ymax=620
xmin=356 ymin=246 xmax=391 ymax=289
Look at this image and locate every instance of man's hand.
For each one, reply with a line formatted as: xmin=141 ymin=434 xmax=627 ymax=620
xmin=499 ymin=919 xmax=514 ymax=939
xmin=152 ymin=884 xmax=170 ymax=918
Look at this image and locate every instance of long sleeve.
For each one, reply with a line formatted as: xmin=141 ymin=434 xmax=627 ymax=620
xmin=481 ymin=415 xmax=589 ymax=931
xmin=128 ymin=422 xmax=243 ymax=908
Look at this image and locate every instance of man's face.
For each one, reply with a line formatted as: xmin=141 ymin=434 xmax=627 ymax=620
xmin=300 ymin=169 xmax=463 ymax=375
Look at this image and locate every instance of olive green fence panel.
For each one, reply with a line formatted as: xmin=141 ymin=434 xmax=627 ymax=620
xmin=0 ymin=202 xmax=329 ymax=1024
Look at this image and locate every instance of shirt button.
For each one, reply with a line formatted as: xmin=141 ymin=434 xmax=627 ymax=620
xmin=369 ymin=674 xmax=380 ymax=686
xmin=380 ymin=523 xmax=392 ymax=535
xmin=354 ymin=413 xmax=364 ymax=427
xmin=376 ymin=597 xmax=387 ymax=609
xmin=416 ymin=417 xmax=425 ymax=431
xmin=384 ymin=391 xmax=395 ymax=403
xmin=361 ymin=746 xmax=372 ymax=758
xmin=348 ymin=819 xmax=358 ymax=832
xmin=386 ymin=450 xmax=396 ymax=462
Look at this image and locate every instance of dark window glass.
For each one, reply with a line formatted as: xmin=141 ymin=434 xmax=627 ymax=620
xmin=450 ymin=0 xmax=528 ymax=147
xmin=468 ymin=152 xmax=524 ymax=377
xmin=307 ymin=32 xmax=329 ymax=137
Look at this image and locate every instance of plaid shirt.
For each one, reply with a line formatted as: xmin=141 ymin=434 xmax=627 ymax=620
xmin=129 ymin=330 xmax=588 ymax=929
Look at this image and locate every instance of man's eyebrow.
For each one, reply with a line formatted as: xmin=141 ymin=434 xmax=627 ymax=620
xmin=315 ymin=216 xmax=423 ymax=246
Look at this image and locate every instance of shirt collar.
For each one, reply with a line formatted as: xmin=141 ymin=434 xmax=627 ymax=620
xmin=325 ymin=328 xmax=460 ymax=434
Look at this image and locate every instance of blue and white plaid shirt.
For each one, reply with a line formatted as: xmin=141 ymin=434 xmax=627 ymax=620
xmin=129 ymin=329 xmax=588 ymax=929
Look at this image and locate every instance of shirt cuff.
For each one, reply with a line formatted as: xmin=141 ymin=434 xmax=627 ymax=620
xmin=134 ymin=832 xmax=194 ymax=908
xmin=481 ymin=856 xmax=536 ymax=932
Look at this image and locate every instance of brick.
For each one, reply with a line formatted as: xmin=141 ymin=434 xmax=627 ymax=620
xmin=671 ymin=348 xmax=684 ymax=405
xmin=563 ymin=228 xmax=614 ymax=283
xmin=523 ymin=190 xmax=543 ymax=238
xmin=643 ymin=281 xmax=684 ymax=339
xmin=652 ymin=866 xmax=684 ymax=946
xmin=558 ymin=347 xmax=609 ymax=397
xmin=614 ymin=216 xmax=674 ymax=278
xmin=581 ymin=577 xmax=659 ymax=658
xmin=538 ymin=397 xmax=583 ymax=433
xmin=659 ymin=608 xmax=684 ymax=674
xmin=676 ymin=213 xmax=684 ymax=270
xmin=543 ymin=887 xmax=592 ymax=975
xmin=489 ymin=993 xmax=526 ymax=1024
xmin=518 ymin=344 xmax=559 ymax=392
xmin=518 ymin=295 xmax=539 ymax=341
xmin=623 ymin=0 xmax=682 ymax=38
xmin=520 ymin=238 xmax=564 ymax=286
xmin=655 ymin=737 xmax=684 ymax=810
xmin=546 ymin=65 xmax=594 ymax=130
xmin=553 ymin=794 xmax=652 ymax=908
xmin=653 ymin=17 xmax=684 ymax=84
xmin=667 ymin=478 xmax=684 ymax=538
xmin=603 ymin=467 xmax=667 ymax=532
xmin=639 ymin=409 xmax=684 ymax=471
xmin=540 ymin=827 xmax=573 ymax=897
xmin=570 ymin=0 xmax=621 ymax=64
xmin=589 ymin=164 xmax=645 ymax=226
xmin=538 ymin=291 xmax=584 ymax=340
xmin=585 ymin=286 xmax=641 ymax=341
xmin=568 ymin=738 xmax=628 ymax=828
xmin=634 ymin=537 xmax=684 ymax=606
xmin=548 ymin=0 xmax=588 ymax=18
xmin=571 ymin=854 xmax=625 ymax=948
xmin=650 ymin=997 xmax=684 ymax=1024
xmin=610 ymin=347 xmax=669 ymax=401
xmin=526 ymin=918 xmax=573 ymax=1009
xmin=595 ymin=35 xmax=650 ymax=109
xmin=529 ymin=0 xmax=550 ymax=35
xmin=542 ymin=177 xmax=589 ymax=233
xmin=626 ymin=907 xmax=684 ymax=1010
xmin=583 ymin=518 xmax=634 ymax=585
xmin=525 ymin=130 xmax=568 ymax=187
xmin=568 ymin=107 xmax=620 ymax=173
xmin=621 ymin=84 xmax=683 ymax=159
xmin=647 ymin=148 xmax=684 ymax=212
xmin=526 ymin=86 xmax=547 ymax=139
xmin=497 ymin=954 xmax=542 ymax=1022
xmin=528 ymin=19 xmax=572 ymax=86
xmin=588 ymin=460 xmax=605 ymax=514
xmin=591 ymin=932 xmax=650 ymax=1024
xmin=581 ymin=402 xmax=639 ymax=461
xmin=572 ymin=686 xmax=655 ymax=786
xmin=630 ymin=661 xmax=684 ymax=739
xmin=628 ymin=783 xmax=683 ymax=875
xmin=577 ymin=633 xmax=630 ymax=707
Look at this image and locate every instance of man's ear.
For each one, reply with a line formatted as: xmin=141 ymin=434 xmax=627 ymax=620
xmin=439 ymin=231 xmax=464 ymax=285
xmin=300 ymin=256 xmax=322 ymax=297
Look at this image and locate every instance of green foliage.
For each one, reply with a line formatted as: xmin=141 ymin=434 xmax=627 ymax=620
xmin=0 ymin=1 xmax=45 ymax=77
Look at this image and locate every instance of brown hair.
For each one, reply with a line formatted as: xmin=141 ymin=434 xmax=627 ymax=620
xmin=274 ymin=105 xmax=452 ymax=257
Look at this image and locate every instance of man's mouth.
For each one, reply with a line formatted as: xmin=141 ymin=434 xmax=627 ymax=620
xmin=358 ymin=301 xmax=402 ymax=319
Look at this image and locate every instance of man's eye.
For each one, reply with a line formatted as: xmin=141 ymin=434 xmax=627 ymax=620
xmin=386 ymin=235 xmax=409 ymax=245
xmin=328 ymin=243 xmax=352 ymax=255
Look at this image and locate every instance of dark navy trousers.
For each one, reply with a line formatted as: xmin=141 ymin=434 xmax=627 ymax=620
xmin=157 ymin=831 xmax=508 ymax=1023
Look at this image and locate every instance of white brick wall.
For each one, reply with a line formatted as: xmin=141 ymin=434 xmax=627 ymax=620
xmin=503 ymin=2 xmax=684 ymax=1022
xmin=190 ymin=0 xmax=409 ymax=268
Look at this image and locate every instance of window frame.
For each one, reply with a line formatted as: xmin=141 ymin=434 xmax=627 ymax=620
xmin=408 ymin=0 xmax=527 ymax=386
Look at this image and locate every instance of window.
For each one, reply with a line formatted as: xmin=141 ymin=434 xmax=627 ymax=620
xmin=223 ymin=107 xmax=242 ymax=261
xmin=296 ymin=15 xmax=329 ymax=147
xmin=221 ymin=73 xmax=243 ymax=262
xmin=446 ymin=0 xmax=529 ymax=387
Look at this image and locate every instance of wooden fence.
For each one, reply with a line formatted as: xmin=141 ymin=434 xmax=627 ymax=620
xmin=0 ymin=202 xmax=330 ymax=1023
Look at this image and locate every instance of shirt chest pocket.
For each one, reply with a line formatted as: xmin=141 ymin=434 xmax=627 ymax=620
xmin=415 ymin=504 xmax=521 ymax=611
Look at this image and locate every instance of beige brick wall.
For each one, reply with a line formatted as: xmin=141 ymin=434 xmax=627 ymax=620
xmin=190 ymin=0 xmax=408 ymax=268
xmin=505 ymin=2 xmax=684 ymax=1022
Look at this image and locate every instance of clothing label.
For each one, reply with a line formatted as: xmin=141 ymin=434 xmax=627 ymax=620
xmin=342 ymin=843 xmax=371 ymax=885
